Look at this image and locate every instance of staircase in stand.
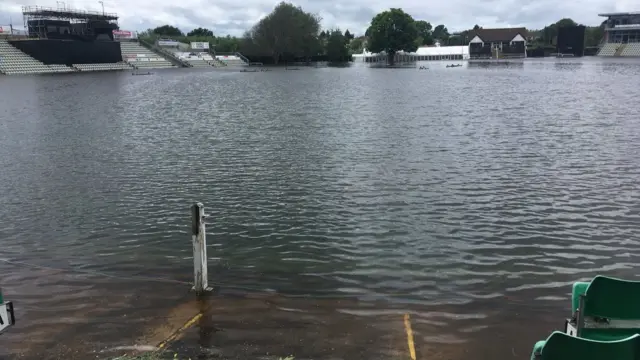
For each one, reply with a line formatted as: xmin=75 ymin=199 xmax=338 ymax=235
xmin=120 ymin=41 xmax=175 ymax=69
xmin=614 ymin=44 xmax=627 ymax=56
xmin=215 ymin=53 xmax=248 ymax=67
xmin=212 ymin=58 xmax=227 ymax=67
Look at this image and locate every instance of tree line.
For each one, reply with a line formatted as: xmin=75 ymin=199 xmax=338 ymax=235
xmin=139 ymin=2 xmax=353 ymax=64
xmin=527 ymin=18 xmax=605 ymax=49
xmin=139 ymin=2 xmax=608 ymax=65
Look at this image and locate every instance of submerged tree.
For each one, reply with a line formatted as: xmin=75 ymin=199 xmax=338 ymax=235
xmin=366 ymin=8 xmax=418 ymax=65
xmin=242 ymin=2 xmax=321 ymax=64
xmin=414 ymin=20 xmax=433 ymax=45
xmin=349 ymin=37 xmax=365 ymax=54
xmin=432 ymin=24 xmax=449 ymax=42
xmin=344 ymin=29 xmax=354 ymax=40
xmin=325 ymin=29 xmax=350 ymax=63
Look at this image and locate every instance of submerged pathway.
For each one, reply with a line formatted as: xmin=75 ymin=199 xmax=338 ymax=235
xmin=2 ymin=268 xmax=554 ymax=360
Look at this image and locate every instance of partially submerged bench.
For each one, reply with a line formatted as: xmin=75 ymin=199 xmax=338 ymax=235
xmin=566 ymin=275 xmax=640 ymax=340
xmin=531 ymin=331 xmax=640 ymax=360
xmin=0 ymin=288 xmax=16 ymax=334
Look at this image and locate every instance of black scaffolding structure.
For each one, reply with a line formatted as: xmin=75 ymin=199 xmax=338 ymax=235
xmin=22 ymin=5 xmax=119 ymax=39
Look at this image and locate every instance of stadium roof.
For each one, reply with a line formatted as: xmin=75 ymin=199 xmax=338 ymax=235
xmin=598 ymin=12 xmax=640 ymax=17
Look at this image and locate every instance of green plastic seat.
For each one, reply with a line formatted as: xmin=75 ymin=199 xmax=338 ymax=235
xmin=569 ymin=275 xmax=640 ymax=340
xmin=530 ymin=331 xmax=640 ymax=360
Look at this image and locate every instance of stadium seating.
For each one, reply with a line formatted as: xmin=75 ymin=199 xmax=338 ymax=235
xmin=0 ymin=39 xmax=76 ymax=75
xmin=215 ymin=55 xmax=246 ymax=66
xmin=620 ymin=42 xmax=640 ymax=57
xmin=120 ymin=41 xmax=175 ymax=69
xmin=73 ymin=62 xmax=133 ymax=72
xmin=597 ymin=43 xmax=618 ymax=56
xmin=597 ymin=42 xmax=640 ymax=57
xmin=174 ymin=52 xmax=217 ymax=67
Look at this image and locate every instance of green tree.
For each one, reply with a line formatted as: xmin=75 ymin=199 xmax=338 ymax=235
xmin=447 ymin=33 xmax=468 ymax=45
xmin=344 ymin=29 xmax=354 ymax=40
xmin=187 ymin=27 xmax=213 ymax=37
xmin=527 ymin=17 xmax=605 ymax=51
xmin=473 ymin=24 xmax=481 ymax=30
xmin=538 ymin=18 xmax=578 ymax=45
xmin=242 ymin=2 xmax=321 ymax=64
xmin=137 ymin=28 xmax=152 ymax=38
xmin=366 ymin=8 xmax=418 ymax=65
xmin=216 ymin=35 xmax=241 ymax=52
xmin=325 ymin=29 xmax=350 ymax=63
xmin=432 ymin=24 xmax=449 ymax=42
xmin=349 ymin=37 xmax=365 ymax=54
xmin=556 ymin=18 xmax=578 ymax=28
xmin=152 ymin=25 xmax=183 ymax=37
xmin=585 ymin=21 xmax=605 ymax=47
xmin=414 ymin=20 xmax=432 ymax=37
xmin=414 ymin=20 xmax=433 ymax=46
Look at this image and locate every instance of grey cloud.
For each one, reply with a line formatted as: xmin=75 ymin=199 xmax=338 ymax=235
xmin=0 ymin=0 xmax=634 ymax=36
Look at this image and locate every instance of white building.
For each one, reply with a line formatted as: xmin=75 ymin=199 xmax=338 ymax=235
xmin=357 ymin=42 xmax=470 ymax=63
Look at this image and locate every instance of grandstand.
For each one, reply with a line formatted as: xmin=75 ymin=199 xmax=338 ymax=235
xmin=2 ymin=5 xmax=146 ymax=75
xmin=175 ymin=52 xmax=217 ymax=67
xmin=216 ymin=54 xmax=248 ymax=66
xmin=0 ymin=39 xmax=75 ymax=74
xmin=120 ymin=41 xmax=175 ymax=69
xmin=154 ymin=39 xmax=220 ymax=67
xmin=598 ymin=11 xmax=640 ymax=57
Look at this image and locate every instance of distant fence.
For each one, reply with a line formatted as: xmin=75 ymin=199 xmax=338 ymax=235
xmin=238 ymin=54 xmax=351 ymax=65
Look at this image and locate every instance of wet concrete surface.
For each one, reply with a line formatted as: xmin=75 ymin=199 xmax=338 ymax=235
xmin=2 ymin=278 xmax=565 ymax=360
xmin=161 ymin=293 xmax=564 ymax=360
xmin=166 ymin=294 xmax=408 ymax=360
xmin=2 ymin=276 xmax=199 ymax=360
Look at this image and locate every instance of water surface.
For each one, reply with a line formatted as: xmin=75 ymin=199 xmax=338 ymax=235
xmin=1 ymin=58 xmax=640 ymax=358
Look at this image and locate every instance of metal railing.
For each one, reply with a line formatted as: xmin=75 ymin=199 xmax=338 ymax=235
xmin=234 ymin=52 xmax=250 ymax=64
xmin=21 ymin=5 xmax=118 ymax=19
xmin=138 ymin=38 xmax=191 ymax=67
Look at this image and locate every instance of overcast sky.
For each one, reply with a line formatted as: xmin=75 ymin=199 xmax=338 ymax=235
xmin=0 ymin=0 xmax=636 ymax=36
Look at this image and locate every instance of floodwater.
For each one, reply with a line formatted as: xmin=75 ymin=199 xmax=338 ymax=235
xmin=1 ymin=58 xmax=640 ymax=359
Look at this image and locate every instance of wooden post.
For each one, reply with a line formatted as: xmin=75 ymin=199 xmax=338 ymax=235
xmin=191 ymin=203 xmax=211 ymax=295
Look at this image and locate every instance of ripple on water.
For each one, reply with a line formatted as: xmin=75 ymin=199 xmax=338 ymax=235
xmin=0 ymin=60 xmax=640 ymax=357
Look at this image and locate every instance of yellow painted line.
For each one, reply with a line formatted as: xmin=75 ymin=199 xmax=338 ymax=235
xmin=404 ymin=313 xmax=416 ymax=360
xmin=157 ymin=312 xmax=203 ymax=349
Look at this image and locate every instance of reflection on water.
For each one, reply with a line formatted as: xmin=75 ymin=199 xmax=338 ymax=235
xmin=1 ymin=58 xmax=640 ymax=359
